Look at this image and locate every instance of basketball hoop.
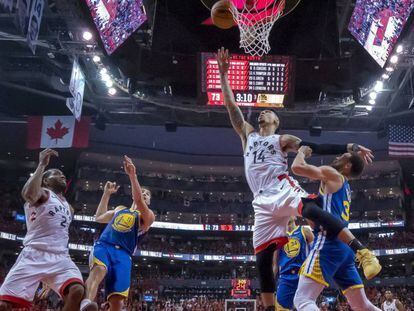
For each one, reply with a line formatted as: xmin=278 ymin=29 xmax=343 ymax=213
xmin=229 ymin=0 xmax=286 ymax=56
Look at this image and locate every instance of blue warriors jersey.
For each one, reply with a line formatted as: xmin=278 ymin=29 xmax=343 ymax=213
xmin=276 ymin=226 xmax=310 ymax=309
xmin=98 ymin=207 xmax=140 ymax=255
xmin=300 ymin=175 xmax=363 ymax=291
xmin=279 ymin=226 xmax=309 ymax=276
xmin=319 ymin=175 xmax=351 ymax=230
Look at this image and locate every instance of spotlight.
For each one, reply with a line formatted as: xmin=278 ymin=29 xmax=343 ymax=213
xmin=385 ymin=67 xmax=394 ymax=72
xmin=390 ymin=55 xmax=398 ymax=64
xmin=105 ymin=80 xmax=113 ymax=87
xmin=82 ymin=31 xmax=93 ymax=41
xmin=369 ymin=99 xmax=376 ymax=105
xmin=101 ymin=73 xmax=110 ymax=82
xmin=366 ymin=106 xmax=373 ymax=111
xmin=100 ymin=68 xmax=107 ymax=75
xmin=374 ymin=81 xmax=383 ymax=92
xmin=382 ymin=73 xmax=390 ymax=79
xmin=369 ymin=92 xmax=377 ymax=100
xmin=108 ymin=87 xmax=117 ymax=95
xmin=92 ymin=55 xmax=101 ymax=63
xmin=396 ymin=45 xmax=403 ymax=54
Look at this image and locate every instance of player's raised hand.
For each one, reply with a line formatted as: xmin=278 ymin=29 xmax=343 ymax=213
xmin=38 ymin=149 xmax=58 ymax=167
xmin=123 ymin=155 xmax=136 ymax=176
xmin=298 ymin=145 xmax=312 ymax=158
xmin=217 ymin=47 xmax=230 ymax=75
xmin=104 ymin=181 xmax=119 ymax=195
xmin=357 ymin=145 xmax=374 ymax=164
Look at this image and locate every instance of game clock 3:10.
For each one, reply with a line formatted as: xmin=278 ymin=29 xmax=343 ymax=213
xmin=235 ymin=93 xmax=255 ymax=103
xmin=208 ymin=92 xmax=256 ymax=105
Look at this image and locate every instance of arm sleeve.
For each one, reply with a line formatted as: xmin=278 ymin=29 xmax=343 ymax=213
xmin=300 ymin=141 xmax=348 ymax=155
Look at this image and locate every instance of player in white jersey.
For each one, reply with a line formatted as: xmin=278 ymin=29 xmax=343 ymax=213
xmin=0 ymin=149 xmax=97 ymax=311
xmin=217 ymin=47 xmax=381 ymax=310
xmin=382 ymin=291 xmax=405 ymax=311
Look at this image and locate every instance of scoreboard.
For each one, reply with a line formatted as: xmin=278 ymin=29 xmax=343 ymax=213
xmin=231 ymin=279 xmax=251 ymax=298
xmin=200 ymin=52 xmax=295 ymax=107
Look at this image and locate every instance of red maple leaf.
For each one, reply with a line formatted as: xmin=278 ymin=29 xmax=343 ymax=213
xmin=46 ymin=119 xmax=69 ymax=143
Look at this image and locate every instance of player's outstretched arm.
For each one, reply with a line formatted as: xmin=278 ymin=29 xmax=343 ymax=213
xmin=217 ymin=47 xmax=254 ymax=148
xmin=280 ymin=134 xmax=374 ymax=164
xmin=21 ymin=148 xmax=58 ymax=205
xmin=291 ymin=146 xmax=343 ymax=191
xmin=123 ymin=155 xmax=155 ymax=231
xmin=95 ymin=181 xmax=120 ymax=223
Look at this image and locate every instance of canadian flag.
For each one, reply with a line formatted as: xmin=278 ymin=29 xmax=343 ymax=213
xmin=27 ymin=116 xmax=90 ymax=149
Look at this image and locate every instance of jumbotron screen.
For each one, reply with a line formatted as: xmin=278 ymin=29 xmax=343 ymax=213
xmin=348 ymin=0 xmax=414 ymax=67
xmin=200 ymin=52 xmax=295 ymax=107
xmin=85 ymin=0 xmax=147 ymax=55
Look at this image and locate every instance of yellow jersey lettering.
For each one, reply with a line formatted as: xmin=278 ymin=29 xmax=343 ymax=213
xmin=341 ymin=201 xmax=350 ymax=222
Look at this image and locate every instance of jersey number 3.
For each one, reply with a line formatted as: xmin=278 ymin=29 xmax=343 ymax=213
xmin=253 ymin=150 xmax=265 ymax=164
xmin=341 ymin=201 xmax=350 ymax=222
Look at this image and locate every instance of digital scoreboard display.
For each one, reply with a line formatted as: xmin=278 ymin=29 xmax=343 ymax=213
xmin=348 ymin=0 xmax=414 ymax=67
xmin=231 ymin=279 xmax=251 ymax=298
xmin=200 ymin=52 xmax=294 ymax=107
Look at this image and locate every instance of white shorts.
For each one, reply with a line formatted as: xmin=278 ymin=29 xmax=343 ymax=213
xmin=0 ymin=246 xmax=83 ymax=308
xmin=253 ymin=176 xmax=309 ymax=252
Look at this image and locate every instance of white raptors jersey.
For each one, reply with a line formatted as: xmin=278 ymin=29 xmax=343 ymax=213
xmin=23 ymin=189 xmax=72 ymax=253
xmin=244 ymin=132 xmax=289 ymax=196
xmin=383 ymin=300 xmax=397 ymax=311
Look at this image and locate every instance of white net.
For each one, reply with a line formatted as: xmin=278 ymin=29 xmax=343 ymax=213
xmin=229 ymin=0 xmax=286 ymax=56
xmin=225 ymin=299 xmax=257 ymax=311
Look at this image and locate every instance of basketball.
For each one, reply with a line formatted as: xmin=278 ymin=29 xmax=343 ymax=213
xmin=211 ymin=0 xmax=236 ymax=29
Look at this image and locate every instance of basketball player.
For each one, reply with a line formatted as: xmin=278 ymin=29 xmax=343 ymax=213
xmin=292 ymin=147 xmax=381 ymax=311
xmin=80 ymin=156 xmax=155 ymax=311
xmin=382 ymin=290 xmax=405 ymax=311
xmin=0 ymin=149 xmax=97 ymax=311
xmin=274 ymin=217 xmax=313 ymax=310
xmin=217 ymin=47 xmax=381 ymax=310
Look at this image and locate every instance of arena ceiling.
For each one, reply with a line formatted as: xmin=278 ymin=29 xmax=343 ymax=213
xmin=0 ymin=0 xmax=413 ymax=131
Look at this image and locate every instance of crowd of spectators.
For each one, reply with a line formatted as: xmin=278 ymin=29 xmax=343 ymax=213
xmin=79 ymin=166 xmax=400 ymax=186
xmin=29 ymin=284 xmax=414 ymax=310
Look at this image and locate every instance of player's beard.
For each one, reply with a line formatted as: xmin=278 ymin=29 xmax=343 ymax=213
xmin=50 ymin=179 xmax=67 ymax=194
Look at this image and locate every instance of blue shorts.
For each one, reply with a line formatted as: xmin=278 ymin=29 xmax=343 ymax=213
xmin=300 ymin=234 xmax=363 ymax=293
xmin=276 ymin=273 xmax=299 ymax=310
xmin=92 ymin=241 xmax=132 ymax=299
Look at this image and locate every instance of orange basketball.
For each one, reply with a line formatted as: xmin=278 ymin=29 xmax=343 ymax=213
xmin=211 ymin=0 xmax=236 ymax=29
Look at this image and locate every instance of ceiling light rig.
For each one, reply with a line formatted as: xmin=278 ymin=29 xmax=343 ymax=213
xmin=363 ymin=44 xmax=404 ymax=111
xmin=108 ymin=87 xmax=117 ymax=96
xmin=82 ymin=31 xmax=93 ymax=41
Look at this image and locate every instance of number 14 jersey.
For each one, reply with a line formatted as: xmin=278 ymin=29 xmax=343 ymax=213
xmin=244 ymin=132 xmax=288 ymax=197
xmin=23 ymin=189 xmax=72 ymax=253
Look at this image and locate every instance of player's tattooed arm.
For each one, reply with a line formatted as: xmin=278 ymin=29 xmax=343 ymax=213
xmin=217 ymin=47 xmax=254 ymax=147
xmin=280 ymin=135 xmax=374 ymax=164
xmin=22 ymin=149 xmax=58 ymax=205
xmin=124 ymin=155 xmax=155 ymax=231
xmin=95 ymin=181 xmax=120 ymax=223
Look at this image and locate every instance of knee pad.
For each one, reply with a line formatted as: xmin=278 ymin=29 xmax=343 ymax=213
xmin=256 ymin=244 xmax=277 ymax=293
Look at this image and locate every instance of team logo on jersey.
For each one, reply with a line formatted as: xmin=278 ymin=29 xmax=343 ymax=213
xmin=283 ymin=237 xmax=301 ymax=258
xmin=112 ymin=213 xmax=135 ymax=232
